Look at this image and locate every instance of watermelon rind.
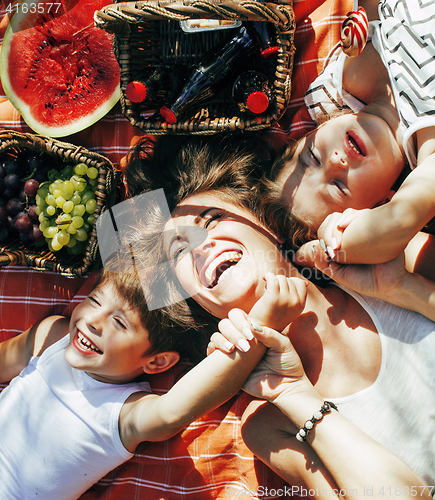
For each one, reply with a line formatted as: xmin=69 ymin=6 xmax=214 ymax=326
xmin=0 ymin=0 xmax=120 ymax=138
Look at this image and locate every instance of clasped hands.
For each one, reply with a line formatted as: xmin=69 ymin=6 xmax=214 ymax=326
xmin=208 ymin=272 xmax=311 ymax=403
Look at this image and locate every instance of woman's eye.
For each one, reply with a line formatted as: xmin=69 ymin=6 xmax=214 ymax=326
xmin=173 ymin=243 xmax=188 ymax=264
xmin=204 ymin=211 xmax=224 ymax=229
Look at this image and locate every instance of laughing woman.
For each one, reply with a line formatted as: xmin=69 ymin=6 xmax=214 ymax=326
xmin=127 ymin=135 xmax=435 ymax=497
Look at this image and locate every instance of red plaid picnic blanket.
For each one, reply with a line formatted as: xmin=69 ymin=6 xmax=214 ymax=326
xmin=0 ymin=0 xmax=350 ymax=497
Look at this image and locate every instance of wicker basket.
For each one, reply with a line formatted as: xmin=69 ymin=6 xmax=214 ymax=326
xmin=94 ymin=0 xmax=295 ymax=134
xmin=0 ymin=130 xmax=119 ymax=278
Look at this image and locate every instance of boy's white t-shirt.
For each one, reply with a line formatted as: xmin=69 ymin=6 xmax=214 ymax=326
xmin=1 ymin=290 xmax=435 ymax=496
xmin=0 ymin=335 xmax=151 ymax=500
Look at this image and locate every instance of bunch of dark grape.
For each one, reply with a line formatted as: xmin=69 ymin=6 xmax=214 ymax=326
xmin=0 ymin=153 xmax=50 ymax=246
xmin=0 ymin=152 xmax=98 ymax=256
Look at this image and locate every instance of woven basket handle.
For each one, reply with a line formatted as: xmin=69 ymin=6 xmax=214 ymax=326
xmin=94 ymin=0 xmax=294 ymax=35
xmin=0 ymin=249 xmax=26 ymax=267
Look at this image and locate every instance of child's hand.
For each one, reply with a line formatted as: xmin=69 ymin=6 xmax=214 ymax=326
xmin=294 ymin=209 xmax=368 ymax=267
xmin=317 ymin=208 xmax=369 ymax=261
xmin=249 ymin=272 xmax=308 ymax=333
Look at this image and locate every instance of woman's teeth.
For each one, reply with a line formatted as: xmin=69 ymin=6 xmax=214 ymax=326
xmin=78 ymin=331 xmax=102 ymax=353
xmin=205 ymin=251 xmax=242 ymax=288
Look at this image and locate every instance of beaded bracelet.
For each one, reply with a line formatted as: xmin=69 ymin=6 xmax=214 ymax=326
xmin=295 ymin=401 xmax=338 ymax=442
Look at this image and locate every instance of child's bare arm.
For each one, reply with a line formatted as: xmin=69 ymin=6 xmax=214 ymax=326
xmin=120 ymin=275 xmax=308 ymax=450
xmin=120 ymin=309 xmax=267 ymax=450
xmin=318 ymin=153 xmax=435 ymax=265
xmin=0 ymin=315 xmax=69 ymax=383
xmin=248 ymin=272 xmax=308 ymax=332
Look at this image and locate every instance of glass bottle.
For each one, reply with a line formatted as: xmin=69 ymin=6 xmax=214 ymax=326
xmin=232 ymin=70 xmax=272 ymax=114
xmin=125 ymin=64 xmax=188 ymax=108
xmin=246 ymin=21 xmax=279 ymax=59
xmin=160 ymin=25 xmax=259 ymax=124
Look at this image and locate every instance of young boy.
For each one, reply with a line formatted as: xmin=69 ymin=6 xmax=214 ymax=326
xmin=270 ymin=0 xmax=435 ymax=272
xmin=0 ymin=262 xmax=304 ymax=499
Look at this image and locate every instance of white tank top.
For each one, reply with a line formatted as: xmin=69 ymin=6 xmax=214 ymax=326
xmin=330 ymin=287 xmax=435 ymax=490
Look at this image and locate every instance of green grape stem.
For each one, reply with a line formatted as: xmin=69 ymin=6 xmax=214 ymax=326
xmin=21 ymin=167 xmax=38 ymax=182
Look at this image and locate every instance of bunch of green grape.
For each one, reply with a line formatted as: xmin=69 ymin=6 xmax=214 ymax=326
xmin=35 ymin=163 xmax=99 ymax=254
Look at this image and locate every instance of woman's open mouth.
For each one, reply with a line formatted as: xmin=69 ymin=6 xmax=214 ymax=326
xmin=203 ymin=251 xmax=242 ymax=288
xmin=75 ymin=330 xmax=103 ymax=354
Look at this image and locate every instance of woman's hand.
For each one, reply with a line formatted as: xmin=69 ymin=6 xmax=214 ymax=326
xmin=313 ymin=242 xmax=409 ymax=299
xmin=313 ymin=243 xmax=435 ymax=321
xmin=209 ymin=308 xmax=308 ymax=400
xmin=207 ymin=273 xmax=308 ymax=356
xmin=207 ymin=308 xmax=258 ymax=355
xmin=240 ymin=322 xmax=308 ymax=402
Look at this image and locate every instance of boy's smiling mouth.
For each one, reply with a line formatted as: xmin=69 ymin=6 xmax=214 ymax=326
xmin=203 ymin=251 xmax=242 ymax=288
xmin=76 ymin=331 xmax=103 ymax=354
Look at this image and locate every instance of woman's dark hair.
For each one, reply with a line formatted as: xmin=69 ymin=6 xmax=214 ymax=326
xmin=125 ymin=132 xmax=276 ymax=214
xmin=123 ymin=133 xmax=299 ymax=331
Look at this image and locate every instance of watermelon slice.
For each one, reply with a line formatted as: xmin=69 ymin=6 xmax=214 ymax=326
xmin=0 ymin=0 xmax=120 ymax=137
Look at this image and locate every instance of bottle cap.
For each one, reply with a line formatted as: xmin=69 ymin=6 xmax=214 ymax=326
xmin=246 ymin=92 xmax=269 ymax=114
xmin=261 ymin=46 xmax=279 ymax=59
xmin=160 ymin=106 xmax=177 ymax=124
xmin=126 ymin=81 xmax=147 ymax=103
